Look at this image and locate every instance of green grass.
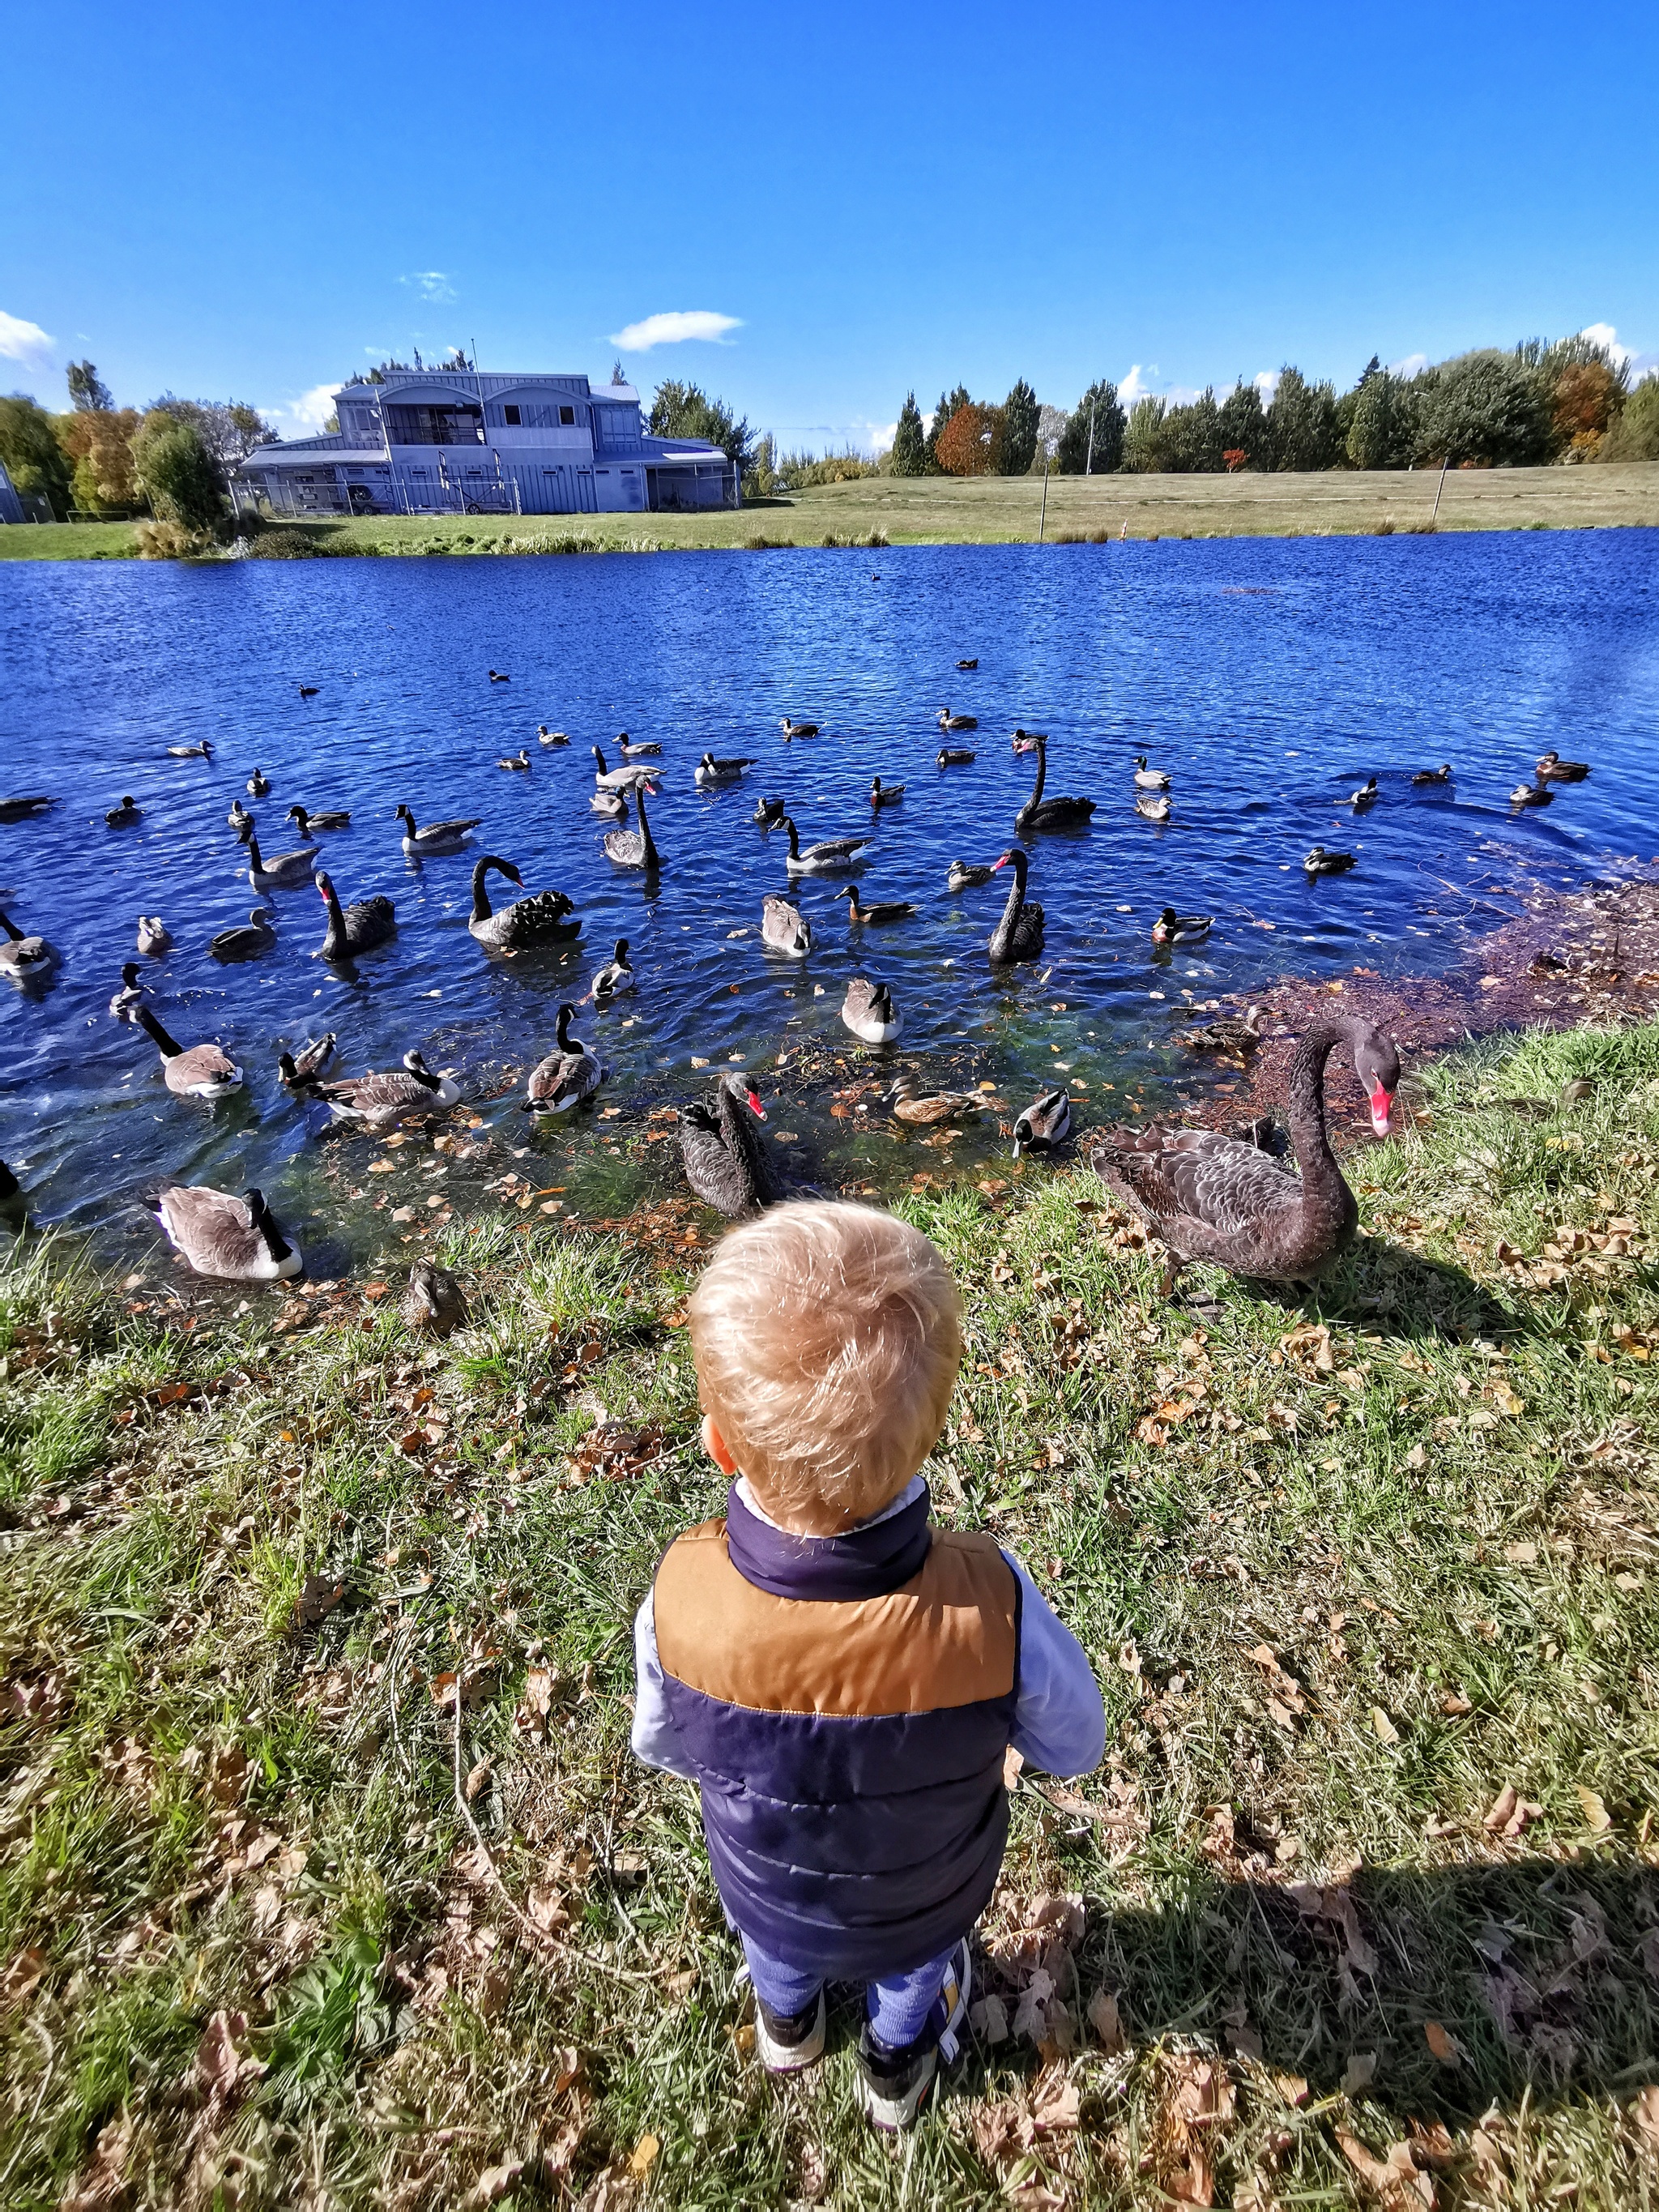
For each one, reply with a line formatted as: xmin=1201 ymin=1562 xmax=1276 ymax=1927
xmin=5 ymin=462 xmax=1657 ymax=560
xmin=2 ymin=1020 xmax=1658 ymax=2206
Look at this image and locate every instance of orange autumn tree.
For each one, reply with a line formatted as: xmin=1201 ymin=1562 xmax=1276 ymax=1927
xmin=935 ymin=400 xmax=999 ymax=476
xmin=1550 ymin=359 xmax=1622 ymax=459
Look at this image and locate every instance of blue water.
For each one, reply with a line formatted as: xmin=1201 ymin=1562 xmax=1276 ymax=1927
xmin=1 ymin=532 xmax=1655 ymax=1263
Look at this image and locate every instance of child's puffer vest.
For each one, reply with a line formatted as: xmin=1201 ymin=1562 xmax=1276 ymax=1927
xmin=651 ymin=1481 xmax=1021 ymax=1980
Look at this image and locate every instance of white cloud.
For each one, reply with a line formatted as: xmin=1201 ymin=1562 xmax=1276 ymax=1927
xmin=0 ymin=311 xmax=54 ymax=367
xmin=609 ymin=310 xmax=741 ymax=352
xmin=399 ymin=271 xmax=455 ymax=302
xmin=265 ymin=383 xmax=339 ymax=440
xmin=1580 ymin=321 xmax=1632 ymax=366
xmin=1252 ymin=368 xmax=1282 ymax=405
xmin=1388 ymin=351 xmax=1429 ymax=380
xmin=1119 ymin=363 xmax=1154 ymax=403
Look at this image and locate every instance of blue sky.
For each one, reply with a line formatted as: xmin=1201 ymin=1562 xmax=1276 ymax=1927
xmin=3 ymin=0 xmax=1656 ymax=451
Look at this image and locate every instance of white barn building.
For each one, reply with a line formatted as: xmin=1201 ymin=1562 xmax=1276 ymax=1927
xmin=237 ymin=367 xmax=739 ymax=519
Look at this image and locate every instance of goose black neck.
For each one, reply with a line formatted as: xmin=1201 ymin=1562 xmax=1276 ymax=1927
xmin=556 ymin=1005 xmax=575 ymax=1050
xmin=0 ymin=908 xmax=21 ymax=945
xmin=593 ymin=748 xmax=608 ymax=775
xmin=783 ymin=818 xmax=800 ymax=857
xmin=634 ymin=784 xmax=658 ymax=860
xmin=137 ymin=1003 xmax=183 ymax=1057
xmin=245 ymin=1189 xmax=293 ymax=1263
xmin=245 ymin=835 xmax=263 ymax=869
xmin=1282 ymin=1021 xmax=1353 ymax=1187
xmin=407 ymin=1061 xmax=440 ymax=1092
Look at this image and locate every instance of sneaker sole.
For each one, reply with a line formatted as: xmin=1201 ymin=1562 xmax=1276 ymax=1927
xmin=755 ymin=1988 xmax=826 ymax=2073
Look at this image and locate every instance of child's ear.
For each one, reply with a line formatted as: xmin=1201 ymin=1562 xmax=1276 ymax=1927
xmin=701 ymin=1412 xmax=739 ymax=1475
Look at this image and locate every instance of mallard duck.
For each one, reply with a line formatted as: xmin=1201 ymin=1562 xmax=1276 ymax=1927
xmin=1013 ymin=1088 xmax=1071 ymax=1157
xmin=888 ymin=1080 xmax=986 ymax=1125
xmin=841 ymin=886 xmax=917 ymax=925
xmin=1132 ymin=756 xmax=1170 ymax=791
xmin=314 ymin=871 xmax=396 ymax=960
xmin=497 ymin=749 xmax=531 ymax=771
xmin=937 ymin=746 xmax=977 ymax=767
xmin=1013 ymin=731 xmax=1096 ymax=831
xmin=1152 ymin=907 xmax=1212 ymax=946
xmin=210 ymin=907 xmax=277 ymax=961
xmin=1172 ymin=1005 xmax=1263 ymax=1054
xmin=109 ymin=963 xmax=146 ymax=1022
xmin=616 ymin=734 xmax=660 ymax=758
xmin=1303 ymin=844 xmax=1357 ymax=875
xmin=1510 ymin=782 xmax=1552 ymax=808
xmin=779 ymin=718 xmax=819 ymax=741
xmin=467 ymin=856 xmax=580 ymax=951
xmin=0 ymin=906 xmax=60 ymax=985
xmin=395 ymin=804 xmax=483 ymax=856
xmin=783 ymin=817 xmax=871 ymax=874
xmin=403 ymin=1261 xmax=466 ymax=1336
xmin=869 ymin=777 xmax=906 ymax=808
xmin=525 ymin=1003 xmax=608 ymax=1112
xmin=680 ymin=1073 xmax=779 ymax=1215
xmin=488 ymin=668 xmax=511 ymax=682
xmin=165 ymin=740 xmax=214 ymax=760
xmin=286 ymin=804 xmax=350 ymax=835
xmin=761 ymin=894 xmax=811 ymax=957
xmin=1536 ymin=751 xmax=1589 ymax=783
xmin=228 ymin=798 xmax=253 ymax=833
xmin=136 ymin=915 xmax=171 ymax=957
xmin=1411 ymin=764 xmax=1454 ymax=785
xmin=956 ymin=657 xmax=979 ymax=670
xmin=1136 ymin=792 xmax=1171 ymax=822
xmin=1091 ymin=1015 xmax=1400 ymax=1294
xmin=247 ymin=767 xmax=271 ymax=797
xmin=593 ymin=786 xmax=629 ymax=820
xmin=134 ymin=1004 xmax=241 ymax=1098
xmin=277 ymin=1033 xmax=337 ymax=1089
xmin=317 ymin=1048 xmax=460 ymax=1124
xmin=240 ymin=828 xmax=317 ymax=890
xmin=0 ymin=796 xmax=55 ymax=821
xmin=753 ymin=794 xmax=787 ymax=826
xmin=153 ymin=1186 xmax=301 ymax=1280
xmin=947 ymin=859 xmax=997 ymax=892
xmin=105 ymin=795 xmax=142 ymax=827
xmin=591 ymin=937 xmax=635 ymax=1000
xmin=988 ymin=848 xmax=1044 ymax=964
xmin=603 ymin=782 xmax=662 ymax=869
xmin=842 ymin=976 xmax=902 ymax=1044
xmin=537 ymin=726 xmax=570 ymax=746
xmin=937 ymin=707 xmax=978 ymax=732
xmin=1348 ymin=775 xmax=1379 ymax=809
xmin=696 ymin=752 xmax=756 ymax=785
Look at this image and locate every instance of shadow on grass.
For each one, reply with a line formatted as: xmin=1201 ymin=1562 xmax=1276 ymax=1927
xmin=1267 ymin=1235 xmax=1525 ymax=1344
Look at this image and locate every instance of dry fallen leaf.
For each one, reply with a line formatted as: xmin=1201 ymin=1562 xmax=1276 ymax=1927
xmin=464 ymin=1756 xmax=493 ymax=1802
xmin=1343 ymin=2051 xmax=1379 ymax=2095
xmin=1371 ymin=1706 xmax=1401 ymax=1746
xmin=970 ymin=1992 xmax=1010 ymax=2045
xmin=0 ymin=1945 xmax=47 ymax=2012
xmin=1336 ymin=2129 xmax=1433 ymax=2209
xmin=1576 ymin=1784 xmax=1612 ymax=1835
xmin=628 ymin=2134 xmax=660 ymax=2179
xmin=1631 ymin=2085 xmax=1659 ymax=2149
xmin=1424 ymin=2020 xmax=1461 ymax=2067
xmin=1087 ymin=1987 xmax=1126 ymax=2052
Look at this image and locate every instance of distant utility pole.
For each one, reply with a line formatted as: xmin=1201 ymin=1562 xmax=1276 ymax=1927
xmin=1431 ymin=454 xmax=1450 ymax=524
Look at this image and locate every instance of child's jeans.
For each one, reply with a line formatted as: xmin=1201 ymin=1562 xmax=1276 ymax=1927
xmin=741 ymin=1929 xmax=957 ymax=2049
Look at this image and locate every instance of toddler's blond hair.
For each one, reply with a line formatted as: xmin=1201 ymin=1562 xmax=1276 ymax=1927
xmin=688 ymin=1201 xmax=962 ymax=1528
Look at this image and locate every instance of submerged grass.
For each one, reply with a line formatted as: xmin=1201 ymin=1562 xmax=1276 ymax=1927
xmin=2 ymin=1021 xmax=1658 ymax=2206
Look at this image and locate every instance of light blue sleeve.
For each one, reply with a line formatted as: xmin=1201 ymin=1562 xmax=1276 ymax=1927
xmin=629 ymin=1586 xmax=698 ymax=1780
xmin=1001 ymin=1549 xmax=1107 ymax=1779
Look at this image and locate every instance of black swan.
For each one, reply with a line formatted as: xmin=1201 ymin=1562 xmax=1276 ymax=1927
xmin=1013 ymin=731 xmax=1095 ymax=832
xmin=680 ymin=1073 xmax=779 ymax=1215
xmin=314 ymin=871 xmax=396 ymax=959
xmin=987 ymin=848 xmax=1044 ymax=964
xmin=467 ymin=856 xmax=581 ymax=951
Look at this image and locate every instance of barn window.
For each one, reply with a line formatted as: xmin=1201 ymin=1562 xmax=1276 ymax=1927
xmin=503 ymin=405 xmax=521 ymax=425
xmin=559 ymin=404 xmax=575 ymax=425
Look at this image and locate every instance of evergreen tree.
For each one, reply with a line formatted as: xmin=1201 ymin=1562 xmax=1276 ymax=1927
xmin=1056 ymin=380 xmax=1124 ymax=473
xmin=1217 ymin=380 xmax=1266 ymax=468
xmin=647 ymin=380 xmax=753 ymax=475
xmin=1265 ymin=367 xmax=1343 ymax=470
xmin=66 ymin=360 xmax=113 ymax=412
xmin=1159 ymin=390 xmax=1224 ymax=472
xmin=1123 ymin=396 xmax=1168 ymax=474
xmin=1346 ymin=370 xmax=1418 ymax=469
xmin=1410 ymin=349 xmax=1553 ymax=468
xmin=889 ymin=391 xmax=927 ymax=476
xmin=996 ymin=379 xmax=1038 ymax=475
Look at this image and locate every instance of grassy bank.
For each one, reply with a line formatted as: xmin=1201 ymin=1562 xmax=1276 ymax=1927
xmin=3 ymin=463 xmax=1657 ymax=561
xmin=2 ymin=1018 xmax=1658 ymax=2208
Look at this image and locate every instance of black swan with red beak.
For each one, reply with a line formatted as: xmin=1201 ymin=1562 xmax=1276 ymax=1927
xmin=1090 ymin=1015 xmax=1400 ymax=1294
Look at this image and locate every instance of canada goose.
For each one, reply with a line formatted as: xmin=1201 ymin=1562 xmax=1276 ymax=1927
xmin=109 ymin=963 xmax=146 ymax=1022
xmin=841 ymin=886 xmax=918 ymax=925
xmin=888 ymin=1079 xmax=987 ymax=1125
xmin=497 ymin=749 xmax=531 ymax=771
xmin=753 ymin=794 xmax=787 ymax=826
xmin=1172 ymin=1005 xmax=1264 ymax=1055
xmin=591 ymin=746 xmax=656 ymax=792
xmin=783 ymin=817 xmax=871 ymax=875
xmin=592 ymin=787 xmax=629 ymax=820
xmin=153 ymin=1186 xmax=301 ymax=1281
xmin=525 ymin=1003 xmax=608 ymax=1112
xmin=988 ymin=848 xmax=1044 ymax=964
xmin=240 ymin=828 xmax=317 ymax=890
xmin=1152 ymin=907 xmax=1212 ymax=946
xmin=1411 ymin=764 xmax=1454 ymax=785
xmin=616 ymin=734 xmax=661 ymax=758
xmin=394 ymin=804 xmax=482 ymax=856
xmin=1136 ymin=793 xmax=1172 ymax=822
xmin=761 ymin=893 xmax=811 ymax=957
xmin=228 ymin=799 xmax=254 ymax=833
xmin=1510 ymin=781 xmax=1553 ymax=807
xmin=467 ymin=855 xmax=581 ymax=951
xmin=0 ymin=796 xmax=55 ymax=822
xmin=0 ymin=906 xmax=59 ymax=985
xmin=1132 ymin=756 xmax=1170 ymax=790
xmin=286 ymin=804 xmax=350 ymax=835
xmin=1303 ymin=844 xmax=1357 ymax=875
xmin=317 ymin=1048 xmax=460 ymax=1124
xmin=298 ymin=685 xmax=319 ymax=698
xmin=869 ymin=777 xmax=906 ymax=807
xmin=488 ymin=668 xmax=510 ymax=682
xmin=105 ymin=795 xmax=142 ymax=827
xmin=314 ymin=871 xmax=396 ymax=960
xmin=1536 ymin=750 xmax=1590 ymax=782
xmin=1091 ymin=1016 xmax=1400 ymax=1295
xmin=603 ymin=781 xmax=662 ymax=869
xmin=956 ymin=658 xmax=979 ymax=670
xmin=247 ymin=767 xmax=271 ymax=797
xmin=403 ymin=1260 xmax=466 ymax=1336
xmin=277 ymin=1033 xmax=337 ymax=1088
xmin=696 ymin=752 xmax=756 ymax=785
xmin=210 ymin=907 xmax=277 ymax=961
xmin=591 ymin=938 xmax=635 ymax=1001
xmin=1013 ymin=1088 xmax=1071 ymax=1158
xmin=936 ymin=746 xmax=976 ymax=767
xmin=842 ymin=976 xmax=902 ymax=1044
xmin=1013 ymin=731 xmax=1096 ymax=831
xmin=1348 ymin=775 xmax=1379 ymax=809
xmin=680 ymin=1072 xmax=779 ymax=1215
xmin=536 ymin=726 xmax=570 ymax=746
xmin=165 ymin=740 xmax=214 ymax=760
xmin=134 ymin=1004 xmax=242 ymax=1099
xmin=136 ymin=915 xmax=172 ymax=957
xmin=779 ymin=718 xmax=819 ymax=741
xmin=947 ymin=859 xmax=997 ymax=892
xmin=937 ymin=707 xmax=978 ymax=732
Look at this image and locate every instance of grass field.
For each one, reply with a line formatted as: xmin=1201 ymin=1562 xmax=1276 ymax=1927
xmin=3 ymin=463 xmax=1657 ymax=561
xmin=2 ymin=1018 xmax=1657 ymax=2208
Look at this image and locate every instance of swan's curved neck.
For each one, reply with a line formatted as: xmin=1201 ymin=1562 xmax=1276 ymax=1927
xmin=1283 ymin=1022 xmax=1352 ymax=1191
xmin=320 ymin=879 xmax=347 ymax=944
xmin=471 ymin=857 xmax=508 ymax=921
xmin=1025 ymin=739 xmax=1047 ymax=810
xmin=635 ymin=785 xmax=657 ymax=860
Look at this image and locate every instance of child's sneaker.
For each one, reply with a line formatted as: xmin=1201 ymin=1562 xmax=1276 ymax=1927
xmin=753 ymin=1987 xmax=826 ymax=2073
xmin=855 ymin=1939 xmax=971 ymax=2132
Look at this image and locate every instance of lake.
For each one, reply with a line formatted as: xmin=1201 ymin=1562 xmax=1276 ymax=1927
xmin=1 ymin=531 xmax=1655 ymax=1270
